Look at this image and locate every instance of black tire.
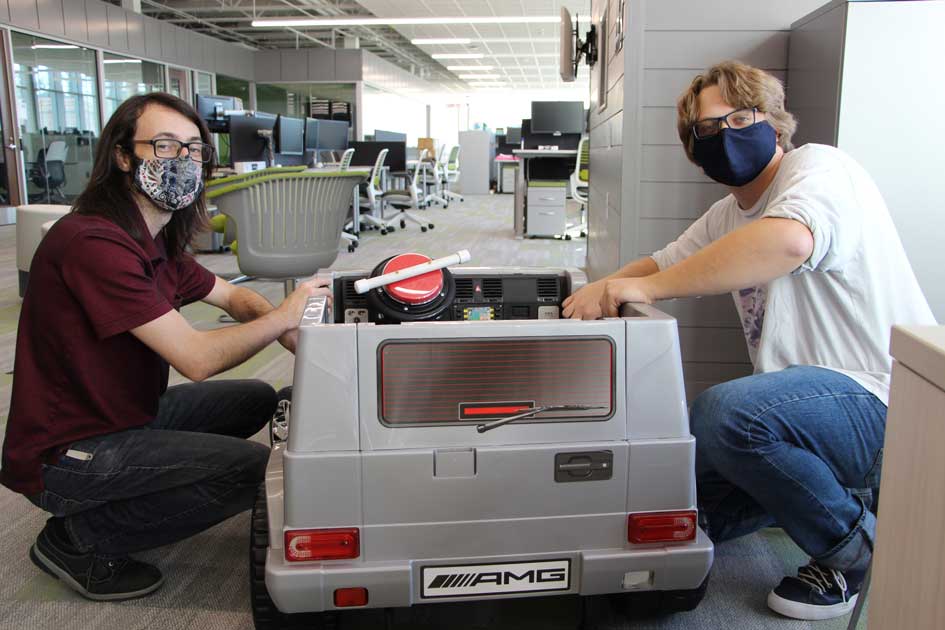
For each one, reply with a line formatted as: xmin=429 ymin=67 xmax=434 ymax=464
xmin=400 ymin=220 xmax=406 ymax=229
xmin=251 ymin=486 xmax=338 ymax=630
xmin=427 ymin=224 xmax=434 ymax=230
xmin=380 ymin=229 xmax=387 ymax=235
xmin=347 ymin=245 xmax=355 ymax=253
xmin=420 ymin=227 xmax=427 ymax=233
xmin=610 ymin=574 xmax=709 ymax=618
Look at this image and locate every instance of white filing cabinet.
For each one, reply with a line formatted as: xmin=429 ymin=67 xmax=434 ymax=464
xmin=868 ymin=326 xmax=945 ymax=629
xmin=526 ymin=185 xmax=567 ymax=237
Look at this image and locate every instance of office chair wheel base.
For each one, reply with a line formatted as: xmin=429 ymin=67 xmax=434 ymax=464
xmin=400 ymin=220 xmax=407 ymax=229
xmin=444 ymin=204 xmax=449 ymax=209
xmin=428 ymin=224 xmax=435 ymax=230
xmin=581 ymin=231 xmax=587 ymax=238
xmin=380 ymin=229 xmax=388 ymax=235
xmin=565 ymin=235 xmax=572 ymax=241
xmin=421 ymin=227 xmax=427 ymax=233
xmin=347 ymin=245 xmax=355 ymax=253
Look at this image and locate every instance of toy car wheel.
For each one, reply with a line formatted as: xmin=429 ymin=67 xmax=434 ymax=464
xmin=609 ymin=574 xmax=710 ymax=617
xmin=251 ymin=486 xmax=338 ymax=630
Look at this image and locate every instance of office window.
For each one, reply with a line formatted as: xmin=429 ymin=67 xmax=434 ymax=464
xmin=11 ymin=32 xmax=99 ymax=204
xmin=103 ymin=53 xmax=165 ymax=121
xmin=195 ymin=71 xmax=213 ymax=98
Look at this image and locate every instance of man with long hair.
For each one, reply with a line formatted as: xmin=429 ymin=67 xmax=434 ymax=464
xmin=1 ymin=93 xmax=329 ymax=601
xmin=564 ymin=61 xmax=935 ymax=619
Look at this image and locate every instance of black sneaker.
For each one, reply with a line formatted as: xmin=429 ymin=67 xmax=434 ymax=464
xmin=767 ymin=561 xmax=865 ymax=620
xmin=29 ymin=518 xmax=164 ymax=601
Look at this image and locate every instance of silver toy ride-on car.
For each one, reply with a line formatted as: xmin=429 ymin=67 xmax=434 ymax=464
xmin=251 ymin=251 xmax=713 ymax=628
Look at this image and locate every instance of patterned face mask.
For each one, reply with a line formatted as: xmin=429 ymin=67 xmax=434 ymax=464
xmin=133 ymin=156 xmax=204 ymax=211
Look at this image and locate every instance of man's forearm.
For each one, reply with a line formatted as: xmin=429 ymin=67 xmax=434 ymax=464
xmin=226 ymin=286 xmax=276 ymax=322
xmin=604 ymin=256 xmax=660 ymax=281
xmin=641 ymin=218 xmax=812 ymax=301
xmin=192 ymin=310 xmax=288 ymax=380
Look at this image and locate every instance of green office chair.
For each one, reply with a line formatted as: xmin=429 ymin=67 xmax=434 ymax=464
xmin=210 ymin=170 xmax=368 ymax=295
xmin=569 ymin=137 xmax=589 ymax=238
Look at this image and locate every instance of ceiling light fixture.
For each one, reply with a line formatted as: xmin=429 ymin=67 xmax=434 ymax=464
xmin=103 ymin=59 xmax=143 ymax=64
xmin=416 ymin=37 xmax=558 ymax=45
xmin=446 ymin=65 xmax=495 ymax=71
xmin=432 ymin=53 xmax=484 ymax=60
xmin=31 ymin=44 xmax=79 ymax=50
xmin=252 ymin=16 xmax=562 ymax=28
xmin=467 ymin=82 xmax=507 ymax=87
xmin=458 ymin=74 xmax=502 ymax=80
xmin=411 ymin=38 xmax=472 ymax=45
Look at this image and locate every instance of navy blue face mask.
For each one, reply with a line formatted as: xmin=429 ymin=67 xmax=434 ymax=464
xmin=692 ymin=121 xmax=777 ymax=187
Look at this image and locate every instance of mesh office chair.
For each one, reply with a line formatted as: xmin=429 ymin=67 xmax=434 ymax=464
xmin=337 ymin=148 xmax=359 ymax=250
xmin=381 ymin=149 xmax=435 ymax=233
xmin=357 ymin=148 xmax=399 ymax=235
xmin=210 ymin=170 xmax=368 ymax=295
xmin=29 ymin=140 xmax=68 ymax=204
xmin=569 ymin=137 xmax=589 ymax=238
xmin=442 ymin=145 xmax=463 ymax=203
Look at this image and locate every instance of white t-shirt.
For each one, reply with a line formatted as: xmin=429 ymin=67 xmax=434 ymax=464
xmin=651 ymin=144 xmax=936 ymax=405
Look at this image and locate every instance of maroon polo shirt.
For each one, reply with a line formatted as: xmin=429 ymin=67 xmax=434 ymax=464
xmin=0 ymin=210 xmax=216 ymax=495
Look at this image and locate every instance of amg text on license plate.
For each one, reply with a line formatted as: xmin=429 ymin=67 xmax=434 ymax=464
xmin=420 ymin=559 xmax=571 ymax=599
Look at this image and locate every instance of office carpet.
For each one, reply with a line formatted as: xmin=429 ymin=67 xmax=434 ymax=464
xmin=0 ymin=194 xmax=866 ymax=629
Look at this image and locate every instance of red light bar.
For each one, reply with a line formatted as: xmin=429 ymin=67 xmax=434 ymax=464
xmin=463 ymin=405 xmax=532 ymax=416
xmin=628 ymin=511 xmax=697 ymax=544
xmin=284 ymin=528 xmax=360 ymax=562
xmin=334 ymin=587 xmax=369 ymax=607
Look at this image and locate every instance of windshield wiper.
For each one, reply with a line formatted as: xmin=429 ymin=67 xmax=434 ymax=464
xmin=476 ymin=405 xmax=607 ymax=434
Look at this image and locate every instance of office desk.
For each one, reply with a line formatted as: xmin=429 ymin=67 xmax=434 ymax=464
xmin=512 ymin=149 xmax=578 ymax=238
xmin=868 ymin=325 xmax=945 ymax=629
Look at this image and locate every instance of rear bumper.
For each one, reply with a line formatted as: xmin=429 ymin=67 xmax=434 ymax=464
xmin=266 ymin=529 xmax=713 ymax=613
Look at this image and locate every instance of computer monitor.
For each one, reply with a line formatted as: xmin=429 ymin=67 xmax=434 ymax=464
xmin=506 ymin=126 xmax=522 ymax=144
xmin=317 ymin=120 xmax=349 ymax=152
xmin=375 ymin=129 xmax=407 ymax=143
xmin=349 ymin=141 xmax=406 ymax=172
xmin=304 ymin=117 xmax=319 ymax=151
xmin=530 ymin=101 xmax=585 ymax=135
xmin=196 ymin=95 xmax=238 ymax=133
xmin=228 ymin=112 xmax=277 ymax=163
xmin=274 ymin=115 xmax=304 ymax=156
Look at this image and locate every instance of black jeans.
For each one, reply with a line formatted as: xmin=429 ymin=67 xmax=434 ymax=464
xmin=30 ymin=380 xmax=277 ymax=556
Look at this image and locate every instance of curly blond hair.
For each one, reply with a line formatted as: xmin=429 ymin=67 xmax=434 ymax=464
xmin=677 ymin=60 xmax=797 ymax=164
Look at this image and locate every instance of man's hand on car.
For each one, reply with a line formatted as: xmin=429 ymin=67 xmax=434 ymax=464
xmin=599 ymin=278 xmax=653 ymax=318
xmin=277 ymin=278 xmax=333 ymax=337
xmin=562 ymin=280 xmax=607 ymax=320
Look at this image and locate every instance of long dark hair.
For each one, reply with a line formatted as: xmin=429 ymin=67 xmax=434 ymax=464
xmin=72 ymin=92 xmax=213 ymax=259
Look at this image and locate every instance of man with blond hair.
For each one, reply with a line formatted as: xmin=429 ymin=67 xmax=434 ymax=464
xmin=564 ymin=60 xmax=934 ymax=619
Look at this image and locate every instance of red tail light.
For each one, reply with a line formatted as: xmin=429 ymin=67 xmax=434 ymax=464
xmin=628 ymin=511 xmax=697 ymax=544
xmin=334 ymin=587 xmax=369 ymax=607
xmin=284 ymin=528 xmax=360 ymax=562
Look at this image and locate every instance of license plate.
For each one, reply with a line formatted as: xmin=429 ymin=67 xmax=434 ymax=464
xmin=420 ymin=559 xmax=571 ymax=599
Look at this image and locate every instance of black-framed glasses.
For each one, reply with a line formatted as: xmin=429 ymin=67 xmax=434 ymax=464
xmin=132 ymin=138 xmax=215 ymax=163
xmin=691 ymin=107 xmax=758 ymax=139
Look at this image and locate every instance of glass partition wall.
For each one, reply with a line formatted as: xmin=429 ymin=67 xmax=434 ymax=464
xmin=103 ymin=53 xmax=165 ymax=120
xmin=11 ymin=32 xmax=99 ymax=204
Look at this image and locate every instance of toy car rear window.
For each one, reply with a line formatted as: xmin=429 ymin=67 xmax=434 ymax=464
xmin=378 ymin=337 xmax=615 ymax=426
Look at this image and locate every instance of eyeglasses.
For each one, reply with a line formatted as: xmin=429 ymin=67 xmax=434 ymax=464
xmin=691 ymin=107 xmax=758 ymax=139
xmin=132 ymin=138 xmax=215 ymax=163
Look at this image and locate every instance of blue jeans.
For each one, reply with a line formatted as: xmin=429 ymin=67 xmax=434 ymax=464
xmin=690 ymin=366 xmax=886 ymax=573
xmin=30 ymin=380 xmax=277 ymax=556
